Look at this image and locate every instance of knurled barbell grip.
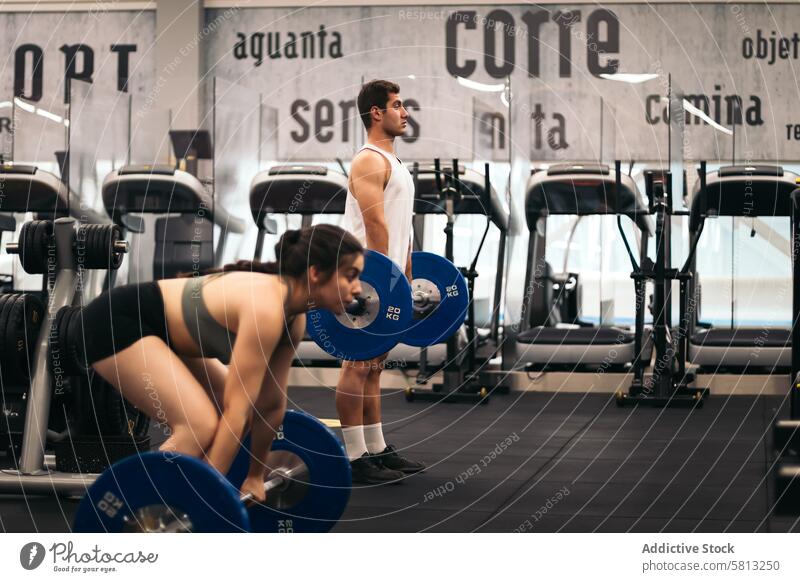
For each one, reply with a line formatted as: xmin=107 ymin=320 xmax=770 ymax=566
xmin=239 ymin=463 xmax=308 ymax=504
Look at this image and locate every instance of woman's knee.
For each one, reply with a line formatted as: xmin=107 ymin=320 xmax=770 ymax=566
xmin=186 ymin=412 xmax=219 ymax=452
xmin=161 ymin=414 xmax=216 ymax=458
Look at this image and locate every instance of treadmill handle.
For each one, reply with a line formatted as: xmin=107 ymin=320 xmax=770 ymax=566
xmin=213 ymin=207 xmax=247 ymax=234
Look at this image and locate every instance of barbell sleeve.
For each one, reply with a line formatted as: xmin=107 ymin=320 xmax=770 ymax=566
xmin=412 ymin=290 xmax=427 ymax=305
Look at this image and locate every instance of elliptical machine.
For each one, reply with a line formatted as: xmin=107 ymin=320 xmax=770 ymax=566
xmin=616 ymin=161 xmax=709 ymax=407
xmin=772 ymin=177 xmax=800 ymax=513
xmin=405 ymin=159 xmax=499 ymax=404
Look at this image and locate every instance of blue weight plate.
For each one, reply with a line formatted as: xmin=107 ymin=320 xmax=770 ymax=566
xmin=73 ymin=452 xmax=250 ymax=533
xmin=247 ymin=410 xmax=351 ymax=533
xmin=403 ymin=251 xmax=469 ymax=347
xmin=306 ymin=249 xmax=412 ymax=361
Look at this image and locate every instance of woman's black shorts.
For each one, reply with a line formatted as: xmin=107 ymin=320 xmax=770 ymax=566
xmin=82 ymin=282 xmax=170 ymax=365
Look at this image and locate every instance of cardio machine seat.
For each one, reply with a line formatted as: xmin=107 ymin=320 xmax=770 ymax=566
xmin=515 ymin=325 xmax=649 ymax=367
xmin=517 ymin=326 xmax=634 ymax=345
xmin=689 ymin=327 xmax=790 ymax=368
xmin=691 ymin=327 xmax=790 ymax=348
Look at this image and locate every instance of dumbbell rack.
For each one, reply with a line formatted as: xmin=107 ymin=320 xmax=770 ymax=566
xmin=0 ymin=218 xmax=105 ymax=495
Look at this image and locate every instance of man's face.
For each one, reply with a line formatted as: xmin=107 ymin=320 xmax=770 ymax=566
xmin=376 ymin=92 xmax=408 ymax=137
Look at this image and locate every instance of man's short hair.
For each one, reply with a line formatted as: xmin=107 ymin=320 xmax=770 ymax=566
xmin=357 ymin=79 xmax=400 ymax=129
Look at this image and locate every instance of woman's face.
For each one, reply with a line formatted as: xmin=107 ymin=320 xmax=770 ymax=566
xmin=313 ymin=253 xmax=364 ymax=314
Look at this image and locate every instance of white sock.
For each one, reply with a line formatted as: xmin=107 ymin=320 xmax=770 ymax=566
xmin=364 ymin=423 xmax=388 ymax=454
xmin=341 ymin=425 xmax=368 ymax=460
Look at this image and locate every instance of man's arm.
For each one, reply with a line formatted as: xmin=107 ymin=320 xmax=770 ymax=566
xmin=405 ymin=239 xmax=413 ymax=282
xmin=350 ymin=151 xmax=391 ymax=254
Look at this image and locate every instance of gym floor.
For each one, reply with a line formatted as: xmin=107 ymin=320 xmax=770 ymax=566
xmin=1 ymin=387 xmax=798 ymax=533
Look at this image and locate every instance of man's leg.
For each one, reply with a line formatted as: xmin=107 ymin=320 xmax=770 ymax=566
xmin=363 ymin=357 xmax=427 ymax=475
xmin=362 ymin=359 xmax=387 ymax=454
xmin=337 ymin=357 xmax=403 ymax=485
xmin=336 ymin=360 xmax=370 ymax=459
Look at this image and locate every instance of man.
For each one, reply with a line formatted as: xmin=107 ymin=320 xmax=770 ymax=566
xmin=338 ymin=79 xmax=426 ymax=484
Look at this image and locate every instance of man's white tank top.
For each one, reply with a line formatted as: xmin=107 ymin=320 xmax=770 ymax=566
xmin=342 ymin=144 xmax=415 ymax=272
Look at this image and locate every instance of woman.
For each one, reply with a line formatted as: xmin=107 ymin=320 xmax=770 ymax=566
xmin=82 ymin=224 xmax=364 ymax=502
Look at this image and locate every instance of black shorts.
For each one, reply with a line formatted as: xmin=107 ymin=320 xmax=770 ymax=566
xmin=82 ymin=282 xmax=170 ymax=365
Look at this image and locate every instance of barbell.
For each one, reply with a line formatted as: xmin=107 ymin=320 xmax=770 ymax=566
xmin=72 ymin=410 xmax=351 ymax=533
xmin=306 ymin=250 xmax=469 ymax=361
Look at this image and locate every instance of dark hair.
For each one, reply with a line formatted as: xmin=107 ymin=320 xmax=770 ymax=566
xmin=357 ymin=79 xmax=400 ymax=130
xmin=184 ymin=224 xmax=363 ymax=280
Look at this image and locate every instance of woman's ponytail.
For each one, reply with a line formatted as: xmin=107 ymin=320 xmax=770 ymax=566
xmin=182 ymin=223 xmax=363 ymax=279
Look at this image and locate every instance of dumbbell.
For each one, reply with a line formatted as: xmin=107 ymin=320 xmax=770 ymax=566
xmin=72 ymin=410 xmax=351 ymax=533
xmin=306 ymin=250 xmax=469 ymax=361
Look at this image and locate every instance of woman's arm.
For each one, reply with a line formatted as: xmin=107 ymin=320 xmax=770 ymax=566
xmin=204 ymin=308 xmax=281 ymax=476
xmin=244 ymin=344 xmax=292 ymax=480
xmin=245 ymin=315 xmax=305 ymax=480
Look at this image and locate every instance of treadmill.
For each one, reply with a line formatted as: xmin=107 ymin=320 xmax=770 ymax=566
xmin=516 ymin=162 xmax=654 ymax=370
xmin=688 ymin=165 xmax=799 ymax=372
xmin=102 ymin=165 xmax=246 ymax=281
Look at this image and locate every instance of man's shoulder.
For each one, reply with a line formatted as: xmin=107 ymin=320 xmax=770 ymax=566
xmin=352 ymin=147 xmax=388 ymax=165
xmin=351 ymin=148 xmax=390 ymax=179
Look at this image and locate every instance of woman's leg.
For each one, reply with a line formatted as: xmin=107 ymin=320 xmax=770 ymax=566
xmin=180 ymin=356 xmax=228 ymax=414
xmin=92 ymin=336 xmax=219 ymax=458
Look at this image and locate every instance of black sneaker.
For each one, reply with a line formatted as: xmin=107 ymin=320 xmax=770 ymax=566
xmin=350 ymin=453 xmax=404 ymax=485
xmin=372 ymin=445 xmax=426 ymax=474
